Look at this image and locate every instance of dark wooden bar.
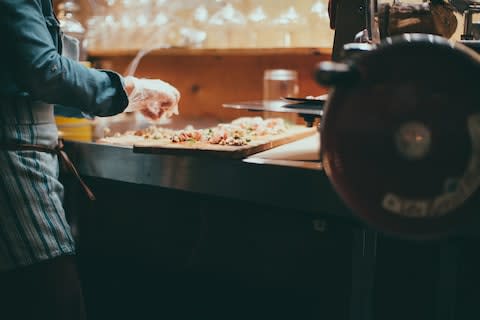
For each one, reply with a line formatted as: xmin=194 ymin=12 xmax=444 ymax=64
xmin=63 ymin=139 xmax=480 ymax=320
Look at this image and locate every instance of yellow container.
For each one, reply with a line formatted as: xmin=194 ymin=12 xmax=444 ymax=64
xmin=55 ymin=61 xmax=94 ymax=142
xmin=55 ymin=116 xmax=93 ymax=142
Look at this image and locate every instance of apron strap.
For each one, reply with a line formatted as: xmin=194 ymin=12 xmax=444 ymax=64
xmin=41 ymin=0 xmax=52 ymax=17
xmin=0 ymin=140 xmax=96 ymax=201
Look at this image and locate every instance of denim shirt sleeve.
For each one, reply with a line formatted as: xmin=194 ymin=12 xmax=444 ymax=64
xmin=0 ymin=0 xmax=129 ymax=117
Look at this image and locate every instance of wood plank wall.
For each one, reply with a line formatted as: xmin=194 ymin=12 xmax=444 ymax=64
xmin=91 ymin=50 xmax=331 ymax=122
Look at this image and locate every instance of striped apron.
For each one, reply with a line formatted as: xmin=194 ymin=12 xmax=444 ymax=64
xmin=0 ymin=97 xmax=75 ymax=271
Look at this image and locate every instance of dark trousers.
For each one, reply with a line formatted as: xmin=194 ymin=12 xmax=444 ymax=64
xmin=0 ymin=255 xmax=87 ymax=320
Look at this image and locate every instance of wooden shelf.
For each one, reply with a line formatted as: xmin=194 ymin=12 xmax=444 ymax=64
xmin=88 ymin=47 xmax=333 ymax=58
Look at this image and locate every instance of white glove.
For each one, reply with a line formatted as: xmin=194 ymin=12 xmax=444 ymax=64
xmin=123 ymin=76 xmax=180 ymax=121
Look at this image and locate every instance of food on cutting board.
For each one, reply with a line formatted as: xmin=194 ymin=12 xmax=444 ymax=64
xmin=305 ymin=94 xmax=328 ymax=100
xmin=99 ymin=117 xmax=289 ymax=147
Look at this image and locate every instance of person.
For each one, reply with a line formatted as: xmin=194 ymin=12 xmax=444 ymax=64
xmin=0 ymin=0 xmax=180 ymax=319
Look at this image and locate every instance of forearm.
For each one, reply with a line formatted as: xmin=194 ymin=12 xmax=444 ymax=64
xmin=25 ymin=54 xmax=127 ymax=116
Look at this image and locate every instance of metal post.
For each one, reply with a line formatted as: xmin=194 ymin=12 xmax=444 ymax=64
xmin=332 ymin=0 xmax=367 ymax=60
xmin=350 ymin=228 xmax=377 ymax=320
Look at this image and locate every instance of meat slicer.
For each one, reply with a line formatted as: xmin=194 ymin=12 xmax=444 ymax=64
xmin=318 ymin=0 xmax=480 ymax=238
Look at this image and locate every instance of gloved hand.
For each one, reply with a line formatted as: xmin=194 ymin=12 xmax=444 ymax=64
xmin=123 ymin=76 xmax=180 ymax=121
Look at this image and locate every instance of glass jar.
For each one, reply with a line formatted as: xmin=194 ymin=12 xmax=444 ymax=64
xmin=309 ymin=0 xmax=335 ymax=48
xmin=206 ymin=2 xmax=247 ymax=48
xmin=248 ymin=5 xmax=268 ymax=48
xmin=57 ymin=1 xmax=87 ymax=60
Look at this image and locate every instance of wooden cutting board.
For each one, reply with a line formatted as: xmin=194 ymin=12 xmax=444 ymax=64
xmin=132 ymin=126 xmax=317 ymax=159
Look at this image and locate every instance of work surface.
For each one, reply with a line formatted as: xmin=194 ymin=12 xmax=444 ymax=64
xmin=65 ymin=135 xmax=348 ymax=216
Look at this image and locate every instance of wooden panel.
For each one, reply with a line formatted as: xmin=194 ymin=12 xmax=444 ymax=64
xmin=89 ymin=48 xmax=332 ymax=57
xmin=91 ymin=49 xmax=332 ymax=122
